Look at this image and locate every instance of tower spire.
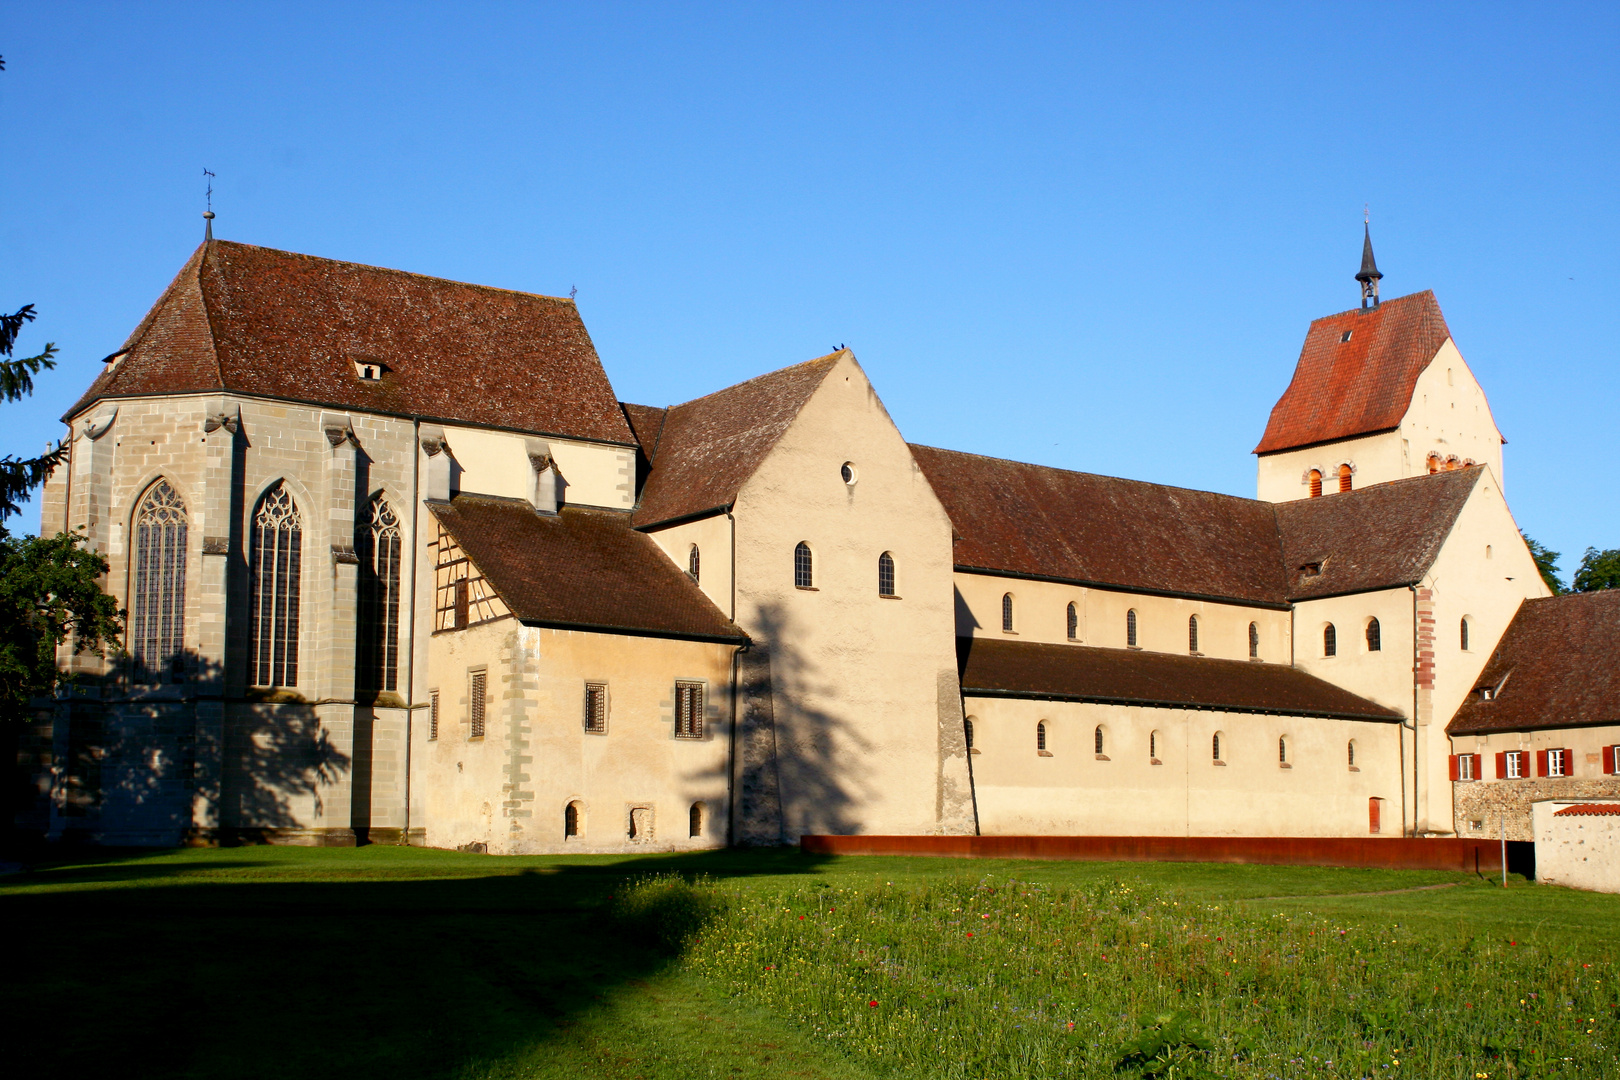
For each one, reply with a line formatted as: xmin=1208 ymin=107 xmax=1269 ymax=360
xmin=1355 ymin=210 xmax=1382 ymax=309
xmin=202 ymin=168 xmax=216 ymax=241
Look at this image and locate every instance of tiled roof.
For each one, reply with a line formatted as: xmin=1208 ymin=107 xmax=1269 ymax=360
xmin=1254 ymin=290 xmax=1452 ymax=455
xmin=959 ymin=637 xmax=1403 ymax=721
xmin=1275 ymin=468 xmax=1482 ymax=600
xmin=68 ymin=241 xmax=635 ymax=445
xmin=427 ymin=494 xmax=745 ymax=643
xmin=1553 ymin=803 xmax=1620 ymax=817
xmin=911 ymin=445 xmax=1292 ymax=607
xmin=632 ymin=353 xmax=841 ymax=528
xmin=619 ymin=402 xmax=667 ymax=500
xmin=1448 ymin=590 xmax=1620 ymax=736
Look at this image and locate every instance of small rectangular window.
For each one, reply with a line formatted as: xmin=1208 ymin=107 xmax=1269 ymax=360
xmin=1548 ymin=748 xmax=1567 ymax=777
xmin=584 ymin=683 xmax=608 ymax=734
xmin=469 ymin=670 xmax=486 ymax=739
xmin=1505 ymin=751 xmax=1523 ymax=779
xmin=1458 ymin=754 xmax=1475 ymax=780
xmin=429 ymin=690 xmax=440 ymax=741
xmin=674 ymin=682 xmax=704 ymax=739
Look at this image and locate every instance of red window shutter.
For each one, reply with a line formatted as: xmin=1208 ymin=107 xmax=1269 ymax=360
xmin=1495 ymin=751 xmax=1508 ymax=779
xmin=1472 ymin=755 xmax=1482 ymax=780
xmin=1536 ymin=749 xmax=1549 ymax=777
xmin=1564 ymin=748 xmax=1575 ymax=776
xmin=1605 ymin=745 xmax=1616 ymax=775
xmin=1448 ymin=755 xmax=1461 ymax=781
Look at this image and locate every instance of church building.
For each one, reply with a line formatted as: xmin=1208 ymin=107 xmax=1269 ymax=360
xmin=21 ymin=228 xmax=1618 ymax=851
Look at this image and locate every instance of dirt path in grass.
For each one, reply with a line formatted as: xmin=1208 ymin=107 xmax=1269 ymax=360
xmin=1239 ymin=881 xmax=1463 ymax=901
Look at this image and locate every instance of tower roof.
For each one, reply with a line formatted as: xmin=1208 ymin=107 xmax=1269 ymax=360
xmin=1253 ymin=289 xmax=1452 ymax=455
xmin=1355 ymin=223 xmax=1383 ymax=283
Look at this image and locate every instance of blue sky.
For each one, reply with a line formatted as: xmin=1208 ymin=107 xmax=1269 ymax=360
xmin=3 ymin=3 xmax=1616 ymax=582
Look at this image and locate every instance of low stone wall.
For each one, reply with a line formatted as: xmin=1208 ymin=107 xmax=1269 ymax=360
xmin=1454 ymin=778 xmax=1620 ymax=842
xmin=1533 ymin=801 xmax=1620 ymax=894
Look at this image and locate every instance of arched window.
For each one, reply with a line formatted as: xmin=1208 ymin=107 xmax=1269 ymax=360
xmin=1460 ymin=617 xmax=1471 ymax=651
xmin=1149 ymin=730 xmax=1158 ymax=760
xmin=1002 ymin=593 xmax=1014 ymax=632
xmin=250 ymin=482 xmax=303 ymax=687
xmin=357 ymin=494 xmax=402 ymax=694
xmin=688 ymin=544 xmax=700 ymax=582
xmin=1427 ymin=453 xmax=1441 ymax=474
xmin=1188 ymin=615 xmax=1199 ymax=654
xmin=1338 ymin=464 xmax=1352 ymax=493
xmin=963 ymin=718 xmax=974 ymax=750
xmin=878 ymin=551 xmax=896 ymax=597
xmin=1212 ymin=732 xmax=1223 ymax=762
xmin=1364 ymin=617 xmax=1381 ymax=653
xmin=1036 ymin=722 xmax=1047 ymax=752
xmin=1278 ymin=736 xmax=1288 ymax=764
xmin=564 ymin=801 xmax=581 ymax=837
xmin=131 ymin=479 xmax=188 ymax=684
xmin=1248 ymin=622 xmax=1259 ymax=659
xmin=1094 ymin=725 xmax=1104 ymax=755
xmin=1323 ymin=623 xmax=1337 ymax=657
xmin=1066 ymin=602 xmax=1078 ymax=640
xmin=794 ymin=542 xmax=813 ymax=588
xmin=1126 ymin=608 xmax=1138 ymax=647
xmin=1308 ymin=469 xmax=1323 ymax=498
xmin=689 ymin=802 xmax=704 ymax=838
xmin=1347 ymin=740 xmax=1357 ymax=768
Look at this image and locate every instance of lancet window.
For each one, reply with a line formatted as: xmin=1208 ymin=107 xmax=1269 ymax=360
xmin=250 ymin=482 xmax=302 ymax=687
xmin=131 ymin=479 xmax=188 ymax=684
xmin=357 ymin=494 xmax=402 ymax=693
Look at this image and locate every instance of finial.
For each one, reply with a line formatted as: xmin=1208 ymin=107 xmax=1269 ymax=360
xmin=1355 ymin=214 xmax=1382 ymax=310
xmin=203 ymin=168 xmax=216 ymax=241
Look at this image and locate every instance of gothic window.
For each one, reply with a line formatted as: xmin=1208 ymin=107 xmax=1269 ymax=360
xmin=1323 ymin=623 xmax=1337 ymax=657
xmin=1126 ymin=608 xmax=1138 ymax=647
xmin=1248 ymin=622 xmax=1259 ymax=658
xmin=249 ymin=482 xmax=302 ymax=687
xmin=1188 ymin=615 xmax=1199 ymax=654
xmin=1338 ymin=464 xmax=1353 ymax=493
xmin=131 ymin=479 xmax=188 ymax=684
xmin=688 ymin=544 xmax=700 ymax=582
xmin=357 ymin=495 xmax=402 ymax=694
xmin=1067 ymin=602 xmax=1078 ymax=640
xmin=675 ymin=682 xmax=704 ymax=738
xmin=878 ymin=552 xmax=896 ymax=597
xmin=1002 ymin=593 xmax=1014 ymax=632
xmin=1308 ymin=469 xmax=1323 ymax=498
xmin=1365 ymin=617 xmax=1381 ymax=652
xmin=794 ymin=542 xmax=814 ymax=588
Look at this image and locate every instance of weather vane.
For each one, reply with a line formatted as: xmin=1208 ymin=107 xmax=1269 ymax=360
xmin=203 ymin=168 xmax=217 ymax=240
xmin=1364 ymin=202 xmax=1369 ymax=225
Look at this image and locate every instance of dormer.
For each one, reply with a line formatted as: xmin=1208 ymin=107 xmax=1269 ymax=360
xmin=351 ymin=357 xmax=389 ymax=382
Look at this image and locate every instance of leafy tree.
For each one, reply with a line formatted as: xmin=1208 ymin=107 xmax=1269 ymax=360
xmin=1573 ymin=547 xmax=1620 ymax=593
xmin=1521 ymin=532 xmax=1566 ymax=595
xmin=0 ymin=533 xmax=122 ymax=720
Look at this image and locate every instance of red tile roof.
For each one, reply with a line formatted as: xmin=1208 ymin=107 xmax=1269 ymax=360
xmin=632 ymin=354 xmax=842 ymax=528
xmin=912 ymin=445 xmax=1292 ymax=607
xmin=1275 ymin=468 xmax=1482 ymax=600
xmin=69 ymin=241 xmax=635 ymax=445
xmin=428 ymin=495 xmax=745 ymax=643
xmin=1254 ymin=291 xmax=1452 ymax=455
xmin=1553 ymin=803 xmax=1620 ymax=817
xmin=1448 ymin=590 xmax=1620 ymax=736
xmin=959 ymin=637 xmax=1403 ymax=721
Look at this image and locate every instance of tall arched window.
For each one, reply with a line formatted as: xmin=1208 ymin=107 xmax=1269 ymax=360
xmin=1347 ymin=740 xmax=1357 ymax=768
xmin=250 ymin=482 xmax=302 ymax=687
xmin=1002 ymin=593 xmax=1014 ymax=632
xmin=1278 ymin=736 xmax=1288 ymax=764
xmin=794 ymin=542 xmax=813 ymax=588
xmin=1212 ymin=732 xmax=1223 ymax=761
xmin=1036 ymin=721 xmax=1047 ymax=752
xmin=688 ymin=544 xmax=700 ymax=582
xmin=1094 ymin=725 xmax=1104 ymax=755
xmin=357 ymin=494 xmax=402 ymax=694
xmin=963 ymin=718 xmax=974 ymax=749
xmin=565 ymin=801 xmax=581 ymax=837
xmin=1338 ymin=464 xmax=1352 ymax=493
xmin=1365 ymin=617 xmax=1381 ymax=653
xmin=878 ymin=552 xmax=896 ymax=597
xmin=1460 ymin=617 xmax=1471 ymax=651
xmin=1149 ymin=730 xmax=1158 ymax=760
xmin=1067 ymin=602 xmax=1078 ymax=640
xmin=1188 ymin=615 xmax=1199 ymax=654
xmin=1323 ymin=623 xmax=1337 ymax=657
xmin=689 ymin=801 xmax=704 ymax=838
xmin=1248 ymin=622 xmax=1259 ymax=659
xmin=1126 ymin=608 xmax=1138 ymax=647
xmin=1308 ymin=469 xmax=1323 ymax=498
xmin=131 ymin=479 xmax=188 ymax=684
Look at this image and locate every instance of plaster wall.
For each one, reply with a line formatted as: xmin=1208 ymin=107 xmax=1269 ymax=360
xmin=1450 ymin=725 xmax=1620 ymax=841
xmin=1291 ymin=588 xmax=1415 ymax=715
xmin=643 ymin=512 xmax=735 ymax=618
xmin=731 ymin=352 xmax=972 ymax=840
xmin=1532 ymin=801 xmax=1620 ymax=893
xmin=953 ymin=574 xmax=1291 ymax=664
xmin=964 ymin=696 xmax=1401 ymax=837
xmin=439 ymin=424 xmax=636 ymax=511
xmin=1257 ymin=428 xmax=1411 ymax=504
xmin=416 ymin=620 xmax=735 ymax=854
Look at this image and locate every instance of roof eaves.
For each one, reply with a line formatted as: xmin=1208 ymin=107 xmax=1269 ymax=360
xmin=516 ymin=616 xmax=748 ymax=646
xmin=959 ymin=684 xmax=1404 ymax=723
xmin=953 ymin=564 xmax=1293 ymax=611
xmin=1253 ymin=426 xmax=1402 ymax=458
xmin=634 ymin=504 xmax=733 ymax=532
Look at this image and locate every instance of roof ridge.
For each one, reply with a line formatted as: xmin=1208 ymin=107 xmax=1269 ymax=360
xmin=670 ymin=350 xmax=842 ymax=411
xmin=910 ymin=443 xmax=1270 ymax=508
xmin=198 ymin=241 xmax=227 ymax=389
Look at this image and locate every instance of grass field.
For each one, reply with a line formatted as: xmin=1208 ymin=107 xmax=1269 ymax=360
xmin=4 ymin=845 xmax=1617 ymax=1078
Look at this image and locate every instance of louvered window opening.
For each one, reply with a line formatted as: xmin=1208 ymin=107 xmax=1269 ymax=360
xmin=132 ymin=480 xmax=188 ymax=684
xmin=433 ymin=524 xmax=502 ymax=631
xmin=358 ymin=496 xmax=402 ymax=692
xmin=584 ymin=683 xmax=608 ymax=734
xmin=878 ymin=552 xmax=896 ymax=597
xmin=675 ymin=682 xmax=704 ymax=739
xmin=429 ymin=691 xmax=440 ymax=740
xmin=794 ymin=542 xmax=813 ymax=588
xmin=1338 ymin=464 xmax=1353 ymax=493
xmin=250 ymin=482 xmax=302 ymax=687
xmin=470 ymin=671 xmax=486 ymax=739
xmin=1308 ymin=469 xmax=1323 ymax=498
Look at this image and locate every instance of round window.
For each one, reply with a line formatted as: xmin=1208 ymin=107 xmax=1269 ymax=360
xmin=841 ymin=462 xmax=857 ymax=486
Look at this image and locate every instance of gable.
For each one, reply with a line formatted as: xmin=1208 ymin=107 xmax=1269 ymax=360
xmin=1255 ymin=290 xmax=1452 ymax=455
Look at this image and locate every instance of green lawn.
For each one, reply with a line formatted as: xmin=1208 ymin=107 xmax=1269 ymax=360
xmin=4 ymin=845 xmax=1617 ymax=1078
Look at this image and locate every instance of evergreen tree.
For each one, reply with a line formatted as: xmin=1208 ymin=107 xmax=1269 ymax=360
xmin=0 ymin=304 xmax=65 ymax=522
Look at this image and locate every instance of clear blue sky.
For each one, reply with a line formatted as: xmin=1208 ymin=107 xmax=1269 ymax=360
xmin=4 ymin=3 xmax=1615 ymax=582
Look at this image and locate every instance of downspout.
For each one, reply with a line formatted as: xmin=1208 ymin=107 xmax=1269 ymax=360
xmin=726 ymin=507 xmax=739 ymax=846
xmin=1407 ymin=585 xmax=1420 ymax=838
xmin=400 ymin=417 xmax=421 ymax=843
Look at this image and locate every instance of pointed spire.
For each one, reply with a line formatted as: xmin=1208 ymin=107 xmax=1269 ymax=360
xmin=1356 ymin=214 xmax=1382 ymax=309
xmin=203 ymin=210 xmax=214 ymax=241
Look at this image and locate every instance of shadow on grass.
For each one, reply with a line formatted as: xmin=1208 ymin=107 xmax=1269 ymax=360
xmin=3 ymin=848 xmax=833 ymax=1079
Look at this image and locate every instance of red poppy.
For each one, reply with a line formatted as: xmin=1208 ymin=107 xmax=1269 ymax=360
xmin=869 ymin=1000 xmax=878 ymax=1007
xmin=966 ymin=932 xmax=974 ymax=937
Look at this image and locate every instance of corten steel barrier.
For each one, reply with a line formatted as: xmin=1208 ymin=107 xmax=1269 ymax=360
xmin=800 ymin=834 xmax=1521 ymax=875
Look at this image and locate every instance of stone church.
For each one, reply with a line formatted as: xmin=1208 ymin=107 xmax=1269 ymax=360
xmin=22 ymin=228 xmax=1619 ymax=850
